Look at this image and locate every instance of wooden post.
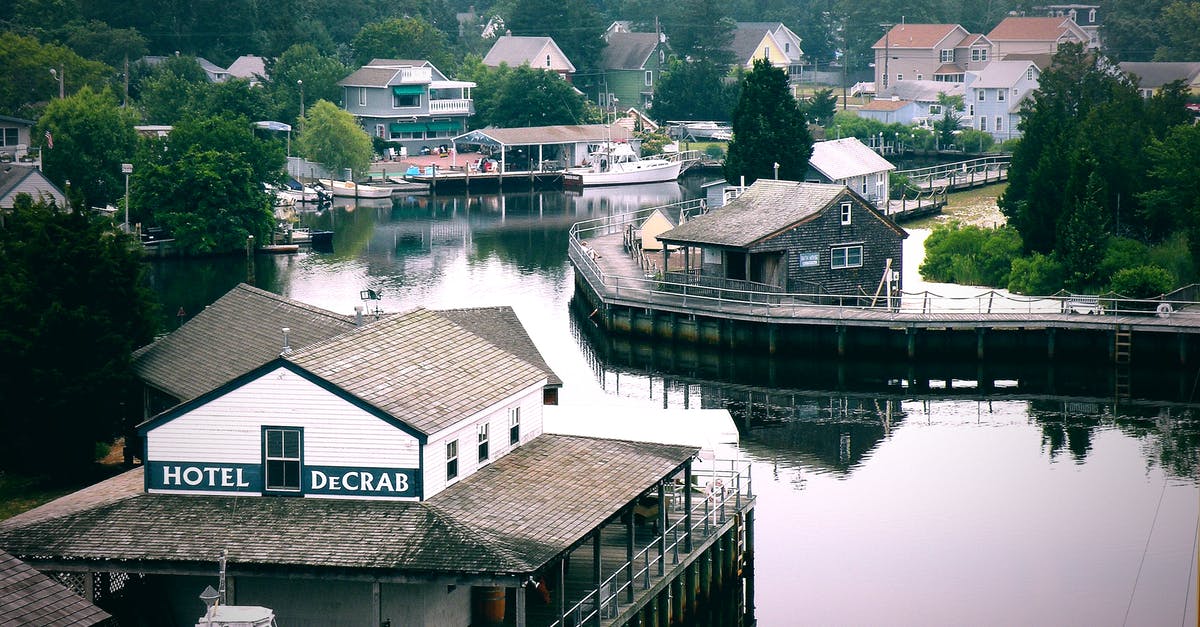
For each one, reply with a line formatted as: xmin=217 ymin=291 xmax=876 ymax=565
xmin=515 ymin=583 xmax=526 ymax=627
xmin=594 ymin=532 xmax=602 ymax=622
xmin=1047 ymin=327 xmax=1056 ymax=360
xmin=627 ymin=506 xmax=636 ymax=603
xmin=658 ymin=481 xmax=667 ymax=576
xmin=684 ymin=461 xmax=693 ymax=552
xmin=976 ymin=327 xmax=986 ymax=360
xmin=907 ymin=327 xmax=917 ymax=359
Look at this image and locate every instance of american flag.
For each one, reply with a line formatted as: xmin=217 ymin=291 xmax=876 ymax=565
xmin=44 ymin=130 xmax=53 ymax=149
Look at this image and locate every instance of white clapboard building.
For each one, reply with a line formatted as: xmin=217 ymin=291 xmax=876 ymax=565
xmin=0 ymin=285 xmax=724 ymax=627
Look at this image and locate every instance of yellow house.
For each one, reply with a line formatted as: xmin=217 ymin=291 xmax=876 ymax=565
xmin=639 ymin=206 xmax=681 ymax=252
xmin=731 ymin=23 xmax=803 ymax=74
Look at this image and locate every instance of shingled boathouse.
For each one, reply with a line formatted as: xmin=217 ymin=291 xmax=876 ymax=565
xmin=0 ymin=285 xmax=755 ymax=626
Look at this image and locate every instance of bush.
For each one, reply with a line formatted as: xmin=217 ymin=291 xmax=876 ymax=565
xmin=1147 ymin=233 xmax=1194 ymax=286
xmin=957 ymin=129 xmax=995 ymax=153
xmin=1099 ymin=236 xmax=1151 ymax=282
xmin=1109 ymin=265 xmax=1174 ymax=299
xmin=638 ymin=131 xmax=673 ymax=155
xmin=704 ymin=145 xmax=726 ymax=159
xmin=920 ymin=222 xmax=1021 ymax=287
xmin=998 ymin=138 xmax=1021 ymax=153
xmin=1007 ymin=252 xmax=1065 ymax=295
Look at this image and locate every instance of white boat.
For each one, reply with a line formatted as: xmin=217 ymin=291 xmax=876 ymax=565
xmin=563 ymin=143 xmax=682 ymax=187
xmin=277 ymin=183 xmax=328 ymax=204
xmin=317 ymin=179 xmax=393 ymax=198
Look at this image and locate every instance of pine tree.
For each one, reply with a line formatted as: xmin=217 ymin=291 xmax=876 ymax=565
xmin=723 ymin=59 xmax=812 ymax=185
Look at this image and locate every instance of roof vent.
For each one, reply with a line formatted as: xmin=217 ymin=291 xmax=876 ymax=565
xmin=280 ymin=327 xmax=292 ymax=355
xmin=355 ymin=306 xmax=363 ymax=326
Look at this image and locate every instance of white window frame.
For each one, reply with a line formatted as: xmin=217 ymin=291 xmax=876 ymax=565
xmin=264 ymin=427 xmax=302 ymax=493
xmin=358 ymin=87 xmax=366 ymax=106
xmin=830 ymin=245 xmax=863 ymax=269
xmin=940 ymin=49 xmax=954 ymax=62
xmin=979 ymin=116 xmax=987 ymax=131
xmin=1089 ymin=8 xmax=1096 ymax=23
xmin=763 ymin=46 xmax=770 ymax=60
xmin=0 ymin=127 xmax=18 ymax=146
xmin=509 ymin=407 xmax=521 ymax=445
xmin=896 ymin=73 xmax=904 ymax=82
xmin=929 ymin=104 xmax=942 ymax=115
xmin=446 ymin=440 xmax=459 ymax=480
xmin=996 ymin=116 xmax=1003 ymax=131
xmin=978 ymin=90 xmax=985 ymax=101
xmin=477 ymin=423 xmax=489 ymax=462
xmin=645 ymin=70 xmax=653 ymax=86
xmin=998 ymin=89 xmax=1005 ymax=102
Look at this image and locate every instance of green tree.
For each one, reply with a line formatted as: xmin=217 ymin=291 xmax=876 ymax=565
xmin=934 ymin=93 xmax=964 ymax=149
xmin=1156 ymin=0 xmax=1200 ymax=60
xmin=37 ymin=86 xmax=138 ymax=209
xmin=662 ymin=0 xmax=737 ymax=65
xmin=469 ymin=63 xmax=592 ymax=128
xmin=507 ymin=0 xmax=607 ymax=70
xmin=0 ymin=197 xmax=157 ymax=476
xmin=1109 ymin=265 xmax=1174 ymax=298
xmin=296 ymin=100 xmax=374 ymax=178
xmin=1138 ymin=123 xmax=1200 ymax=263
xmin=804 ymin=89 xmax=838 ymax=126
xmin=351 ymin=17 xmax=453 ymax=69
xmin=134 ymin=55 xmax=212 ymax=124
xmin=266 ymin=44 xmax=349 ymax=125
xmin=0 ymin=31 xmax=115 ymax=118
xmin=1058 ymin=172 xmax=1109 ymax=290
xmin=650 ymin=58 xmax=738 ymax=123
xmin=724 ymin=59 xmax=812 ymax=184
xmin=60 ymin=19 xmax=148 ymax=70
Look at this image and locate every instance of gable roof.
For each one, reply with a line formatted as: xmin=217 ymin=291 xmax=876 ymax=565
xmin=987 ymin=16 xmax=1084 ymax=42
xmin=0 ymin=165 xmax=67 ymax=209
xmin=809 ymin=138 xmax=896 ymax=181
xmin=285 ymin=308 xmax=547 ymax=435
xmin=131 ymin=283 xmax=357 ymax=401
xmin=0 ymin=550 xmax=111 ymax=626
xmin=861 ymin=98 xmax=914 ymax=112
xmin=483 ymin=36 xmax=576 ymax=73
xmin=1118 ymin=62 xmax=1200 ymax=89
xmin=873 ymin=24 xmax=966 ymax=50
xmin=1002 ymin=52 xmax=1056 ymax=70
xmin=0 ymin=435 xmax=697 ymax=577
xmin=437 ymin=306 xmax=562 ymax=387
xmin=601 ymin=32 xmax=661 ymax=70
xmin=730 ymin=25 xmax=781 ymax=66
xmin=658 ymin=180 xmax=853 ymax=248
xmin=880 ymin=79 xmax=964 ymax=102
xmin=226 ymin=55 xmax=267 ymax=81
xmin=970 ymin=60 xmax=1038 ymax=89
xmin=456 ymin=124 xmax=633 ymax=148
xmin=738 ymin=22 xmax=803 ymax=61
xmin=338 ymin=60 xmax=438 ymax=88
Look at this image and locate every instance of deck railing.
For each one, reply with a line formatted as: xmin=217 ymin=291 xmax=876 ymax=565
xmin=569 ymin=205 xmax=1200 ymax=320
xmin=548 ymin=460 xmax=753 ymax=627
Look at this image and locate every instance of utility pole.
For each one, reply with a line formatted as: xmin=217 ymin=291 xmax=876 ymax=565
xmin=881 ymin=24 xmax=893 ymax=92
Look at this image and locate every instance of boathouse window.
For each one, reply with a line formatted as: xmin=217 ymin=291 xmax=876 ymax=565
xmin=509 ymin=407 xmax=521 ymax=445
xmin=840 ymin=202 xmax=852 ymax=225
xmin=446 ymin=440 xmax=459 ymax=480
xmin=263 ymin=427 xmax=302 ymax=493
xmin=478 ymin=423 xmax=490 ymax=462
xmin=831 ymin=245 xmax=863 ymax=269
xmin=1 ymin=128 xmax=17 ymax=146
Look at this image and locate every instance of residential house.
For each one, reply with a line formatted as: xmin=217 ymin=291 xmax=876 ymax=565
xmin=0 ymin=550 xmax=111 ymax=626
xmin=656 ymin=180 xmax=906 ymax=295
xmin=1037 ymin=4 xmax=1102 ymax=48
xmin=733 ymin=23 xmax=804 ymax=82
xmin=139 ymin=55 xmax=230 ymax=82
xmin=0 ymin=284 xmax=740 ymax=627
xmin=225 ymin=55 xmax=267 ymax=85
xmin=597 ymin=29 xmax=669 ymax=110
xmin=872 ymin=24 xmax=991 ymax=90
xmin=967 ymin=60 xmax=1041 ymax=141
xmin=0 ymin=115 xmax=36 ymax=162
xmin=986 ymin=16 xmax=1092 ymax=59
xmin=807 ymin=138 xmax=897 ymax=205
xmin=1118 ymin=62 xmax=1200 ymax=98
xmin=483 ymin=35 xmax=576 ymax=79
xmin=859 ymin=80 xmax=966 ymax=127
xmin=337 ymin=59 xmax=475 ymax=155
xmin=0 ymin=164 xmax=67 ymax=209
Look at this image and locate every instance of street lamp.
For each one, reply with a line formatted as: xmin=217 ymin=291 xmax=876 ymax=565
xmin=122 ymin=163 xmax=133 ymax=232
xmin=50 ymin=67 xmax=64 ymax=99
xmin=297 ymin=79 xmax=304 ymax=119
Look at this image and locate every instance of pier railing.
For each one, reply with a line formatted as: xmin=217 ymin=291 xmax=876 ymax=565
xmin=895 ymin=154 xmax=1011 ymax=191
xmin=549 ymin=459 xmax=753 ymax=627
xmin=570 ymin=207 xmax=1200 ymax=320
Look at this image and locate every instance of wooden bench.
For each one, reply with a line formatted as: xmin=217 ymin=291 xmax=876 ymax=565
xmin=1063 ymin=295 xmax=1103 ymax=315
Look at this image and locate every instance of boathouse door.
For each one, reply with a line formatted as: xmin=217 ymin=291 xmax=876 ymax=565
xmin=750 ymin=252 xmax=786 ymax=288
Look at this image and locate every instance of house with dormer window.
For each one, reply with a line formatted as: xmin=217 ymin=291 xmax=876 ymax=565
xmin=337 ymin=59 xmax=475 ymax=155
xmin=872 ymin=24 xmax=989 ymax=91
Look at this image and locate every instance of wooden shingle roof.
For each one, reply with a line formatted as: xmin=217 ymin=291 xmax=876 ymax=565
xmin=131 ymin=284 xmax=357 ymax=402
xmin=286 ymin=308 xmax=547 ymax=435
xmin=0 ymin=550 xmax=111 ymax=626
xmin=601 ymin=32 xmax=660 ymax=70
xmin=0 ymin=435 xmax=697 ymax=577
xmin=438 ymin=306 xmax=562 ymax=387
xmin=658 ymin=180 xmax=848 ymax=248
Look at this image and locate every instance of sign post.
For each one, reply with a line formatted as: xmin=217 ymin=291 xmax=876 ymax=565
xmin=121 ymin=162 xmax=133 ymax=232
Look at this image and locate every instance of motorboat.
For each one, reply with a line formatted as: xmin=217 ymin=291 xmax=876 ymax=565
xmin=562 ymin=143 xmax=682 ymax=187
xmin=278 ymin=179 xmax=330 ymax=204
xmin=317 ymin=179 xmax=393 ymax=198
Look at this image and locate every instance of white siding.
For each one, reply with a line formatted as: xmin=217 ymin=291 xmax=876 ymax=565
xmin=146 ymin=367 xmax=420 ymax=468
xmin=421 ymin=382 xmax=544 ymax=498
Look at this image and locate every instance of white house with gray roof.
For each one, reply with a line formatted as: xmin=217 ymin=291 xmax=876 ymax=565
xmin=483 ymin=35 xmax=576 ymax=79
xmin=967 ymin=60 xmax=1041 ymax=140
xmin=807 ymin=138 xmax=897 ymax=205
xmin=338 ymin=59 xmax=475 ymax=154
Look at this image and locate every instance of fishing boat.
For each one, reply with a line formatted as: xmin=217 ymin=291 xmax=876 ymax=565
xmin=316 ymin=179 xmax=393 ymax=198
xmin=562 ymin=143 xmax=682 ymax=187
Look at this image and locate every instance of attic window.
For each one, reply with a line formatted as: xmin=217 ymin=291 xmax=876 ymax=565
xmin=477 ymin=423 xmax=489 ymax=462
xmin=1089 ymin=8 xmax=1096 ymax=23
xmin=546 ymin=54 xmax=551 ymax=67
xmin=840 ymin=202 xmax=852 ymax=225
xmin=1026 ymin=67 xmax=1034 ymax=80
xmin=446 ymin=440 xmax=459 ymax=480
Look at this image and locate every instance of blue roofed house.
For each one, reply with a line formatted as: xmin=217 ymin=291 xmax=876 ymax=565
xmin=337 ymin=59 xmax=475 ymax=156
xmin=966 ymin=60 xmax=1040 ymax=141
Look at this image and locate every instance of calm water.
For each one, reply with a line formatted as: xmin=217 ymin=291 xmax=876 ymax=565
xmin=147 ymin=179 xmax=1200 ymax=626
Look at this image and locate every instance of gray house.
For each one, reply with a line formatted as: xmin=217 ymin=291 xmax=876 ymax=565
xmin=337 ymin=59 xmax=475 ymax=155
xmin=0 ymin=115 xmax=36 ymax=162
xmin=657 ymin=180 xmax=906 ymax=297
xmin=0 ymin=165 xmax=66 ymax=209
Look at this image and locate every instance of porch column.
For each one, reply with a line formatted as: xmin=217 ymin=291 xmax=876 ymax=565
xmin=744 ymin=254 xmax=751 ymax=283
xmin=684 ymin=461 xmax=693 ymax=552
xmin=515 ymin=582 xmax=527 ymax=627
xmin=662 ymin=247 xmax=669 ymax=275
xmin=594 ymin=532 xmax=602 ymax=624
xmin=657 ymin=481 xmax=666 ymax=576
xmin=627 ymin=505 xmax=636 ymax=603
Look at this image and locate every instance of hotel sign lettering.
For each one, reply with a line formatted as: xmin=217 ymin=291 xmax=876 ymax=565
xmin=148 ymin=461 xmax=419 ymax=498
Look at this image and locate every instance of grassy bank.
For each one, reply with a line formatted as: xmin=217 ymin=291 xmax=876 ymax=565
xmin=905 ymin=182 xmax=1008 ymax=230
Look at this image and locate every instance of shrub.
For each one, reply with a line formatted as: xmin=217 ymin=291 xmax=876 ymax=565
xmin=1147 ymin=233 xmax=1194 ymax=286
xmin=704 ymin=145 xmax=726 ymax=159
xmin=920 ymin=222 xmax=1021 ymax=287
xmin=1099 ymin=236 xmax=1151 ymax=282
xmin=1109 ymin=265 xmax=1174 ymax=299
xmin=1007 ymin=252 xmax=1065 ymax=295
xmin=957 ymin=129 xmax=995 ymax=153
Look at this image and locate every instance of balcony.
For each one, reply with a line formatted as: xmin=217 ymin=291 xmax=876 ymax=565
xmin=429 ymin=99 xmax=471 ymax=114
xmin=397 ymin=66 xmax=433 ymax=83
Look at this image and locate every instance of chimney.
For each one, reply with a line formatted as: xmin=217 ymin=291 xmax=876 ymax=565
xmin=355 ymin=306 xmax=363 ymax=326
xmin=280 ymin=327 xmax=292 ymax=355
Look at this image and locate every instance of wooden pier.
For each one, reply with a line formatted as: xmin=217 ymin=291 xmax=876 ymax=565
xmin=894 ymin=155 xmax=1011 ymax=193
xmin=570 ymin=202 xmax=1200 ymax=365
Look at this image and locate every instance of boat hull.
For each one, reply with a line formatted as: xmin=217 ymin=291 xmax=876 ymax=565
xmin=563 ymin=160 xmax=682 ymax=187
xmin=318 ymin=179 xmax=393 ymax=198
